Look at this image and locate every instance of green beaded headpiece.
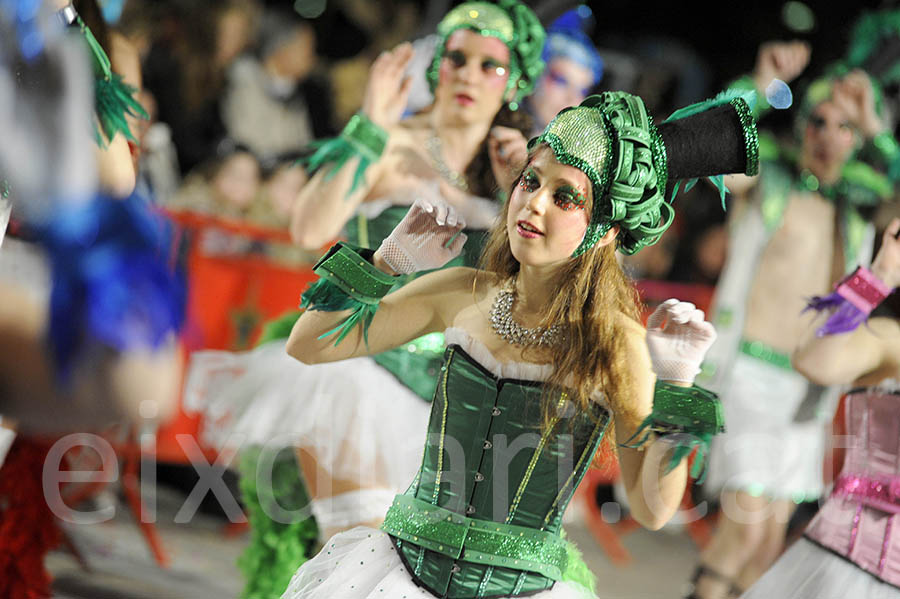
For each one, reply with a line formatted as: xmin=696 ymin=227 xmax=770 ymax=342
xmin=529 ymin=92 xmax=670 ymax=256
xmin=426 ymin=0 xmax=546 ymax=110
xmin=529 ymin=91 xmax=759 ymax=256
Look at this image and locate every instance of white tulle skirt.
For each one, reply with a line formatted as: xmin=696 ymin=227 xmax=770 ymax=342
xmin=704 ymin=353 xmax=828 ymax=501
xmin=183 ymin=340 xmax=432 ymax=529
xmin=281 ymin=527 xmax=595 ymax=599
xmin=741 ymin=537 xmax=900 ymax=599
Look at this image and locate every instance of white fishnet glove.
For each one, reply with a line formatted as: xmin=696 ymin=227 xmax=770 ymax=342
xmin=376 ymin=197 xmax=467 ymax=274
xmin=645 ymin=299 xmax=717 ymax=384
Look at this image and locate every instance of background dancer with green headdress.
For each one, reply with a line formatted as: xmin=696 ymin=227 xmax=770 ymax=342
xmin=181 ymin=2 xmax=547 ymax=596
xmin=278 ymin=86 xmax=758 ymax=598
xmin=690 ymin=39 xmax=898 ymax=599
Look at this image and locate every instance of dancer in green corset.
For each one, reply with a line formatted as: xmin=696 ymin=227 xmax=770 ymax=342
xmin=276 ymin=85 xmax=758 ymax=598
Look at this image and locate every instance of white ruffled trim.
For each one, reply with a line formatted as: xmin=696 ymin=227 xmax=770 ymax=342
xmin=444 ymin=326 xmax=554 ymax=382
xmin=871 ymin=379 xmax=900 ymax=393
xmin=444 ymin=327 xmax=609 ymax=408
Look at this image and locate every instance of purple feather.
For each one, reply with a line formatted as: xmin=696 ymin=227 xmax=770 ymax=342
xmin=803 ymin=292 xmax=869 ymax=336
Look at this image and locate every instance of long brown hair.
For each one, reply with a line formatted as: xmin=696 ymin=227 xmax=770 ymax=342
xmin=479 ymin=163 xmax=644 ymax=428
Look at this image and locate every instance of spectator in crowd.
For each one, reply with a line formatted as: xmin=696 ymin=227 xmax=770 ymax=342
xmin=221 ymin=6 xmax=335 ymax=164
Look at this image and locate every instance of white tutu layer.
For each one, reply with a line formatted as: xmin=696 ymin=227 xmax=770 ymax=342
xmin=281 ymin=527 xmax=594 ymax=599
xmin=741 ymin=537 xmax=900 ymax=599
xmin=704 ymin=353 xmax=827 ymax=500
xmin=184 ymin=339 xmax=430 ymax=491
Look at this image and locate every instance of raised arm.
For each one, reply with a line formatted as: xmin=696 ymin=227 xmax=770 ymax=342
xmin=287 ymin=197 xmax=471 ymax=363
xmin=290 ymin=43 xmax=414 ymax=249
xmin=614 ymin=301 xmax=718 ymax=530
xmin=95 ymin=33 xmax=143 ymax=198
xmin=721 ymin=41 xmax=811 ymax=199
xmin=793 ymin=219 xmax=900 ymax=385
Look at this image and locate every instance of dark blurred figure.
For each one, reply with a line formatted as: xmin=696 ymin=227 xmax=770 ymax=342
xmin=666 ymin=185 xmax=729 ymax=286
xmin=142 ymin=0 xmax=260 ymax=175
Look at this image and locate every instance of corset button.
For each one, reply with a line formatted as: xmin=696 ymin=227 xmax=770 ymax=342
xmin=483 ymin=440 xmax=493 ymax=449
xmin=466 ymin=504 xmax=476 ymax=515
xmin=451 ymin=564 xmax=461 ymax=574
xmin=491 ymin=407 xmax=502 ymax=416
xmin=474 ymin=472 xmax=485 ymax=482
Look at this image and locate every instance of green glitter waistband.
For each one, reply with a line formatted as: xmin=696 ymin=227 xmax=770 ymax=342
xmin=381 ymin=494 xmax=568 ymax=581
xmin=739 ymin=339 xmax=793 ymax=371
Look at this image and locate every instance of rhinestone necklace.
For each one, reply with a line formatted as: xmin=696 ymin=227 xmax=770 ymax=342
xmin=489 ymin=282 xmax=563 ymax=347
xmin=425 ymin=134 xmax=470 ymax=192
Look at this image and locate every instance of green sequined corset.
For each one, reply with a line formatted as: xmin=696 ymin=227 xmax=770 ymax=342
xmin=383 ymin=344 xmax=609 ymax=598
xmin=347 ymin=205 xmax=490 ymax=401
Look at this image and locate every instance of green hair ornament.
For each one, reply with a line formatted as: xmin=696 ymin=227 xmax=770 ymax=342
xmin=426 ymin=0 xmax=546 ymax=110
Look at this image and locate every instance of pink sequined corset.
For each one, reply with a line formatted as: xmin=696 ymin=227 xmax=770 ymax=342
xmin=805 ymin=387 xmax=900 ymax=588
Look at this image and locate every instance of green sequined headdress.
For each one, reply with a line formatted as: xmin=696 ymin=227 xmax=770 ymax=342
xmin=426 ymin=0 xmax=546 ymax=110
xmin=529 ymin=91 xmax=759 ymax=256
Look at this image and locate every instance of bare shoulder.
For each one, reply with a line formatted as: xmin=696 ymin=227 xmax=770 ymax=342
xmin=614 ymin=311 xmax=652 ymax=369
xmin=396 ymin=267 xmax=498 ymax=325
xmin=415 ymin=266 xmax=492 ymax=301
xmin=870 ymin=316 xmax=900 ymax=368
xmin=615 ymin=311 xmax=646 ymax=341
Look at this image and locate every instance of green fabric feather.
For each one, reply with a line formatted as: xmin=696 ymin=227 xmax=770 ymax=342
xmin=665 ymin=88 xmax=757 ymax=123
xmin=301 ymin=136 xmax=375 ymax=197
xmin=561 ymin=532 xmax=597 ymax=595
xmin=300 ymin=277 xmax=380 ymax=346
xmin=622 ymin=383 xmax=723 ymax=483
xmin=236 ymin=448 xmax=319 ymax=599
xmin=74 ymin=15 xmax=147 ymax=146
xmin=94 ymin=73 xmax=149 ymax=145
xmin=301 ymin=113 xmax=387 ymax=197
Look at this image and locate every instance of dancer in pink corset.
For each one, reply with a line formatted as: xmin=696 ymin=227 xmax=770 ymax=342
xmin=742 ymin=218 xmax=900 ymax=598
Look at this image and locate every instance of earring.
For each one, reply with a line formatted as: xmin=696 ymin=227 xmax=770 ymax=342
xmin=508 ymin=101 xmax=519 ymax=111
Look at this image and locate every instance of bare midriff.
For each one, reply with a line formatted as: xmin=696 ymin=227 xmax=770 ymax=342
xmin=742 ymin=191 xmax=841 ymax=355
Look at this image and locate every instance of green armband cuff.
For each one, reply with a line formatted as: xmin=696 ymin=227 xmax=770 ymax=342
xmin=304 ymin=113 xmax=389 ymax=195
xmin=300 ymin=243 xmax=397 ymax=345
xmin=623 ymin=381 xmax=724 ymax=482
